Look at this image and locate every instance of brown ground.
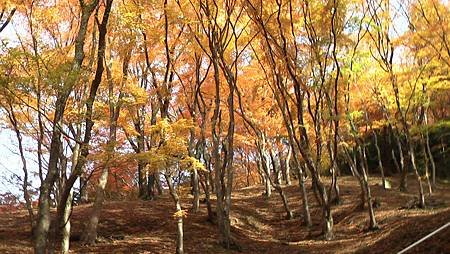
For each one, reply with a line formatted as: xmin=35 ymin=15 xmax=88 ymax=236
xmin=0 ymin=175 xmax=449 ymax=253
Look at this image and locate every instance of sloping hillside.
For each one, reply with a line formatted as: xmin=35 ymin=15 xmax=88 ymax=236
xmin=1 ymin=176 xmax=449 ymax=253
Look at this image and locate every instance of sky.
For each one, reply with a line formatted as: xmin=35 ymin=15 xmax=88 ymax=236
xmin=1 ymin=20 xmax=26 ymax=197
xmin=0 ymin=130 xmax=29 ymax=196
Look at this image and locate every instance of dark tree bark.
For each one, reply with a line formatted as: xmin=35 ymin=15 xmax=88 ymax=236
xmin=357 ymin=146 xmax=379 ymax=230
xmin=33 ymin=2 xmax=98 ymax=252
xmin=371 ymin=128 xmax=386 ymax=190
xmin=0 ymin=7 xmax=15 ymax=33
xmin=82 ymin=14 xmax=128 ymax=244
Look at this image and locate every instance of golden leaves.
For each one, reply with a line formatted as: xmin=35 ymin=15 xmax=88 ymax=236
xmin=136 ymin=118 xmax=204 ymax=174
xmin=173 ymin=209 xmax=188 ymax=219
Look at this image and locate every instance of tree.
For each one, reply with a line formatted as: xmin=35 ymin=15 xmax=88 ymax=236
xmin=366 ymin=0 xmax=425 ymax=207
xmin=137 ymin=119 xmax=204 ymax=254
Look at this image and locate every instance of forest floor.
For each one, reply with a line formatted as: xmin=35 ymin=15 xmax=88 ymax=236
xmin=1 ymin=175 xmax=449 ymax=253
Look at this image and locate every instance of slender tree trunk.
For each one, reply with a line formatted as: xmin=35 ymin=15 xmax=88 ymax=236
xmin=210 ymin=46 xmax=231 ymax=248
xmin=258 ymin=159 xmax=271 ymax=198
xmin=147 ymin=173 xmax=155 ymax=200
xmin=296 ymin=160 xmax=311 ymax=226
xmin=327 ymin=142 xmax=340 ymax=205
xmin=80 ymin=172 xmax=89 ymax=203
xmin=391 ymin=149 xmax=400 ymax=174
xmin=354 ymin=150 xmax=366 ymax=208
xmin=200 ymin=171 xmax=214 ymax=221
xmin=388 ymin=126 xmax=400 ymax=174
xmin=6 ymin=107 xmax=35 ymax=228
xmin=343 ymin=146 xmax=366 ymax=209
xmin=165 ymin=175 xmax=184 ymax=254
xmin=426 ymin=133 xmax=436 ymax=187
xmin=34 ymin=3 xmax=97 ymax=252
xmin=58 ymin=139 xmax=81 ymax=253
xmin=323 ymin=205 xmax=333 ymax=240
xmin=373 ymin=132 xmax=386 ymax=189
xmin=364 ymin=174 xmax=378 ymax=230
xmin=138 ymin=161 xmax=148 ymax=199
xmin=284 ymin=147 xmax=292 ymax=185
xmin=270 ymin=150 xmax=282 ymax=185
xmin=424 ymin=115 xmax=436 ymax=187
xmin=311 ymin=177 xmax=323 ymax=207
xmin=407 ymin=140 xmax=426 ymax=208
xmin=358 ymin=146 xmax=379 ymax=230
xmin=397 ymin=134 xmax=408 ymax=192
xmin=155 ymin=173 xmax=163 ymax=195
xmin=61 ymin=191 xmax=73 ymax=254
xmin=260 ymin=144 xmax=293 ymax=219
xmin=274 ymin=184 xmax=293 ymax=219
xmin=81 ymin=163 xmax=110 ymax=244
xmin=246 ymin=165 xmax=251 ymax=187
xmin=358 ymin=176 xmax=366 ymax=210
xmin=318 ymin=182 xmax=333 ymax=240
xmin=209 ymin=167 xmax=215 ymax=194
xmin=421 ymin=135 xmax=433 ymax=195
xmin=81 ymin=5 xmax=119 ymax=240
xmin=191 ymin=168 xmax=200 ymax=212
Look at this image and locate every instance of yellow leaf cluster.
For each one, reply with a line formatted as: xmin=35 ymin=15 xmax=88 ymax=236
xmin=173 ymin=209 xmax=188 ymax=219
xmin=136 ymin=119 xmax=204 ymax=174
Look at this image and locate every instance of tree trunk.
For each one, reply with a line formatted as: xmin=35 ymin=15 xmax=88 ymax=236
xmin=426 ymin=132 xmax=436 ymax=188
xmin=284 ymin=147 xmax=292 ymax=185
xmin=200 ymin=172 xmax=214 ymax=221
xmin=165 ymin=175 xmax=184 ymax=254
xmin=155 ymin=172 xmax=163 ymax=195
xmin=6 ymin=107 xmax=35 ymax=228
xmin=388 ymin=126 xmax=400 ymax=174
xmin=358 ymin=146 xmax=379 ymax=230
xmin=270 ymin=150 xmax=282 ymax=185
xmin=323 ymin=204 xmax=334 ymax=240
xmin=189 ymin=124 xmax=200 ymax=212
xmin=58 ymin=140 xmax=81 ymax=253
xmin=364 ymin=174 xmax=378 ymax=230
xmin=407 ymin=140 xmax=426 ymax=208
xmin=79 ymin=172 xmax=89 ymax=203
xmin=306 ymin=157 xmax=334 ymax=240
xmin=138 ymin=161 xmax=148 ymax=199
xmin=210 ymin=50 xmax=232 ymax=249
xmin=397 ymin=134 xmax=407 ymax=192
xmin=209 ymin=167 xmax=215 ymax=194
xmin=421 ymin=137 xmax=433 ymax=196
xmin=391 ymin=149 xmax=400 ymax=174
xmin=327 ymin=142 xmax=340 ymax=205
xmin=373 ymin=132 xmax=386 ymax=190
xmin=314 ymin=176 xmax=333 ymax=240
xmin=81 ymin=163 xmax=109 ymax=244
xmin=34 ymin=2 xmax=110 ymax=252
xmin=246 ymin=166 xmax=251 ymax=187
xmin=274 ymin=184 xmax=293 ymax=219
xmin=147 ymin=173 xmax=156 ymax=200
xmin=61 ymin=191 xmax=73 ymax=254
xmin=424 ymin=115 xmax=436 ymax=187
xmin=344 ymin=146 xmax=366 ymax=209
xmin=258 ymin=159 xmax=271 ymax=198
xmin=261 ymin=146 xmax=293 ymax=220
xmin=191 ymin=168 xmax=200 ymax=212
xmin=296 ymin=161 xmax=311 ymax=227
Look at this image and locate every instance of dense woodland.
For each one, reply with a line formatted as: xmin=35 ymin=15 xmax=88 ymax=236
xmin=0 ymin=0 xmax=449 ymax=253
